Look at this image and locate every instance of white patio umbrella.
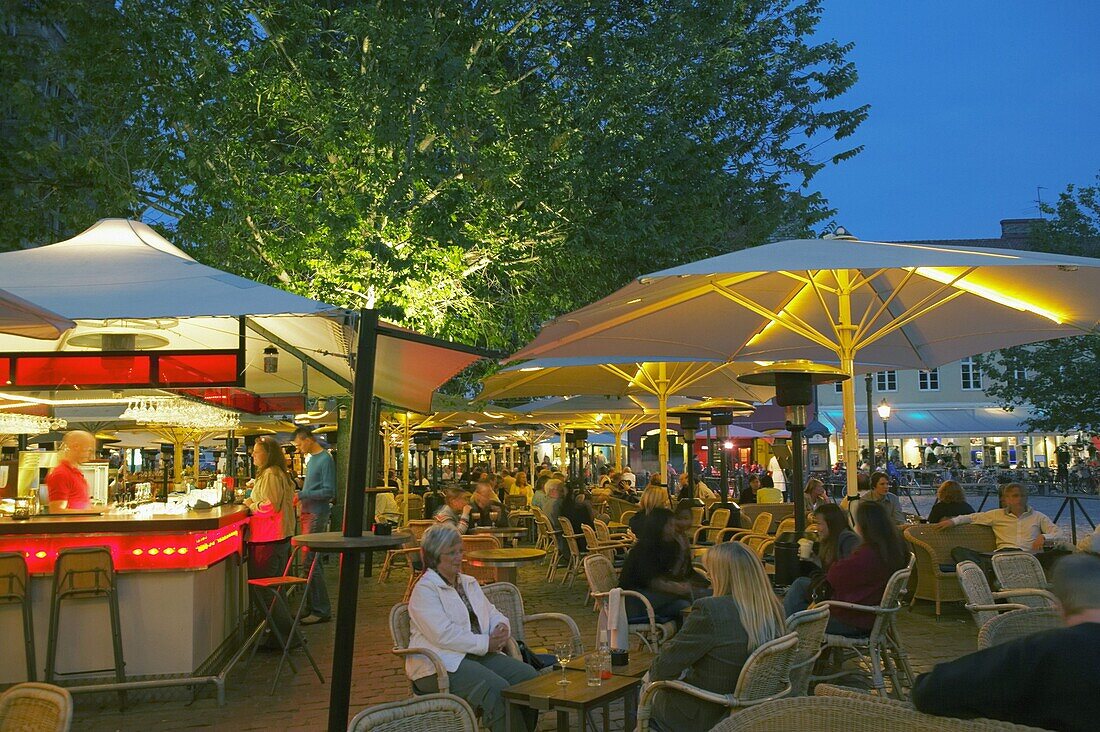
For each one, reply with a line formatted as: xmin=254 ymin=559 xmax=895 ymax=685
xmin=0 ymin=288 xmax=74 ymax=340
xmin=507 ymin=235 xmax=1100 ymax=496
xmin=480 ymin=357 xmax=772 ymax=483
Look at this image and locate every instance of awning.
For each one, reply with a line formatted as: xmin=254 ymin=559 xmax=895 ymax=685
xmin=818 ymin=406 xmax=1034 ymax=437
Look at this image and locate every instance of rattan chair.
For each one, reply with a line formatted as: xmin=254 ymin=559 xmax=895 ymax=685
xmin=706 ymin=688 xmax=1054 ymax=731
xmin=785 ymin=606 xmax=830 ymax=697
xmin=812 ymin=557 xmax=915 ymax=698
xmin=619 ymin=510 xmax=637 ymax=526
xmin=956 ymin=560 xmax=1057 ymax=629
xmin=774 ymin=517 xmax=796 ymax=537
xmin=977 ymin=607 xmax=1063 ymax=650
xmin=536 ymin=512 xmax=562 ymax=581
xmin=582 ymin=553 xmax=675 ymax=652
xmin=693 ymin=508 xmax=732 ymax=545
xmin=0 ymin=682 xmax=73 ymax=732
xmin=637 ymin=632 xmax=799 ymax=731
xmin=556 ymin=517 xmax=587 ymax=586
xmin=482 ymin=581 xmax=581 ymax=659
xmin=719 ymin=512 xmax=772 ymax=542
xmin=378 ymin=520 xmax=435 ymax=584
xmin=904 ymin=524 xmax=997 ymax=615
xmin=348 ymin=693 xmax=478 ymax=732
xmin=991 ymin=553 xmax=1051 ymax=605
xmin=459 ymin=535 xmax=501 ymax=584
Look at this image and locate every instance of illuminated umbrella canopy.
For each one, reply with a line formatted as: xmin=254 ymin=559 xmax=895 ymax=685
xmin=507 ymin=234 xmax=1100 ymax=494
xmin=480 ymin=357 xmax=772 ymax=482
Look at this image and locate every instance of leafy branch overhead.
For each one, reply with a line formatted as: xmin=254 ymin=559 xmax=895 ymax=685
xmin=3 ymin=0 xmax=867 ymax=355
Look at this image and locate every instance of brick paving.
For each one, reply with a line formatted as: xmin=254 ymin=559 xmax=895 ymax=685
xmin=75 ymin=547 xmax=981 ymax=732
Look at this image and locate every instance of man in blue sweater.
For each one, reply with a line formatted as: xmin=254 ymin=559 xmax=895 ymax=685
xmin=293 ymin=426 xmax=336 ymax=624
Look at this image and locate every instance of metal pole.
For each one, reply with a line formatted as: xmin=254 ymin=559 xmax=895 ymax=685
xmin=790 ymin=421 xmax=807 ymax=533
xmin=328 ymin=309 xmax=379 ymax=732
xmin=865 ymin=373 xmax=875 ymax=470
xmin=402 ymin=414 xmax=410 ymax=525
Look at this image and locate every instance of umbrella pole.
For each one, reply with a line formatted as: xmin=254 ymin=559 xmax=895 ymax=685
xmin=658 ymin=388 xmax=669 ymax=488
xmin=613 ymin=427 xmax=624 ymax=473
xmin=837 ymin=282 xmax=861 ymax=501
xmin=402 ymin=414 xmax=410 ymax=525
xmin=559 ymin=427 xmax=567 ymax=475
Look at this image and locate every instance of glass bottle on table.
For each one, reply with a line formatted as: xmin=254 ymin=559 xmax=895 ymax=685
xmin=597 ymin=630 xmax=612 ymax=679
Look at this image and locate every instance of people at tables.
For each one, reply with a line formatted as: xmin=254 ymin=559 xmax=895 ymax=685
xmin=926 ymin=479 xmax=975 ymax=524
xmin=647 ymin=541 xmax=787 ymax=731
xmin=611 ymin=474 xmax=638 ymax=503
xmin=676 ymin=472 xmax=717 ymax=503
xmin=823 ymin=501 xmax=910 ymax=636
xmin=738 ymin=474 xmax=760 ymax=505
xmin=935 ymin=482 xmax=1063 ymax=576
xmin=244 ymin=435 xmax=298 ymax=647
xmin=468 ymin=481 xmax=508 ymax=528
xmin=559 ymin=481 xmax=595 ymax=552
xmin=531 ymin=474 xmax=552 ymax=514
xmin=405 ymin=524 xmax=538 ymax=732
xmin=508 ymin=470 xmax=532 ymax=507
xmin=783 ymin=503 xmax=861 ymax=617
xmin=629 ymin=486 xmax=673 ymax=536
xmin=855 ymin=470 xmax=907 ymax=525
xmin=621 ymin=465 xmax=637 ymax=489
xmin=912 ymin=554 xmax=1100 ymax=732
xmin=46 ymin=430 xmax=97 ymax=512
xmin=373 ymin=490 xmax=400 ymax=524
xmin=619 ymin=508 xmax=710 ymax=624
xmin=434 ymin=487 xmax=472 ymax=533
xmin=803 ymin=477 xmax=830 ymax=513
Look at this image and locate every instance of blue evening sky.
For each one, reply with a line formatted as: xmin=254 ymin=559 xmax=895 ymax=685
xmin=807 ymin=2 xmax=1100 ymax=242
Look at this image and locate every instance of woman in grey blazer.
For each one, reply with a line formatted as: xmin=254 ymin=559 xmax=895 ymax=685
xmin=647 ymin=541 xmax=786 ymax=731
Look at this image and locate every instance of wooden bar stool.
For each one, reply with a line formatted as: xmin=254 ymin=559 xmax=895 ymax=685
xmin=0 ymin=552 xmax=36 ymax=681
xmin=44 ymin=546 xmax=126 ymax=710
xmin=244 ymin=544 xmax=324 ymax=693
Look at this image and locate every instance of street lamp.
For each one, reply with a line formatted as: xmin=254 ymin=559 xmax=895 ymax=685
xmin=877 ymin=399 xmax=891 ymax=466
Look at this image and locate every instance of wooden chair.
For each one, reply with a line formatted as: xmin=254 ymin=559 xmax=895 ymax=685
xmin=720 ymin=512 xmax=773 ymax=542
xmin=977 ymin=607 xmax=1063 ymax=650
xmin=904 ymin=524 xmax=997 ymax=615
xmin=956 ymin=560 xmax=1057 ymax=629
xmin=637 ymin=632 xmax=799 ymax=731
xmin=785 ymin=606 xmax=830 ymax=697
xmin=378 ymin=520 xmax=435 ymax=584
xmin=812 ymin=557 xmax=915 ymax=698
xmin=348 ymin=693 xmax=477 ymax=732
xmin=0 ymin=682 xmax=73 ymax=732
xmin=460 ymin=535 xmax=501 ymax=584
xmin=707 ymin=688 xmax=1054 ymax=731
xmin=582 ymin=553 xmax=676 ymax=652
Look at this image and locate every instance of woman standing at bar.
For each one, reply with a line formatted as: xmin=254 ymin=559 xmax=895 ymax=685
xmin=245 ymin=435 xmax=297 ymax=645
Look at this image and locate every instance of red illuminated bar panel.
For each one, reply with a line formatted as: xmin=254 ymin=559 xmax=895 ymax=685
xmin=5 ymin=350 xmax=242 ymax=389
xmin=0 ymin=518 xmax=246 ymax=575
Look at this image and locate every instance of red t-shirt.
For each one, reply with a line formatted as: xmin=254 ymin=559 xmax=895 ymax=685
xmin=46 ymin=461 xmax=92 ymax=509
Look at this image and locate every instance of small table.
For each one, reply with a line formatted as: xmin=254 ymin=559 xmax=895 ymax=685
xmin=465 ymin=547 xmax=545 ymax=584
xmin=503 ymin=668 xmax=641 ymax=732
xmin=565 ymin=648 xmax=655 ymax=678
xmin=471 ymin=525 xmax=529 ymax=547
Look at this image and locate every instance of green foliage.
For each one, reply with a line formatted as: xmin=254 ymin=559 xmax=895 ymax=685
xmin=2 ymin=0 xmax=867 ymax=355
xmin=981 ymin=173 xmax=1100 ymax=435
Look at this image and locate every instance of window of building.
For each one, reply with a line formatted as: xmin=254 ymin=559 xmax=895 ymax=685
xmin=1012 ymin=366 xmax=1027 ymax=382
xmin=834 ymin=380 xmax=844 ymax=393
xmin=875 ymin=370 xmax=897 ymax=392
xmin=961 ymin=357 xmax=983 ymax=390
xmin=918 ymin=368 xmax=939 ymax=391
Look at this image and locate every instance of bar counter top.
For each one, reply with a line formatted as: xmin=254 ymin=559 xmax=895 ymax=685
xmin=0 ymin=504 xmax=249 ymax=535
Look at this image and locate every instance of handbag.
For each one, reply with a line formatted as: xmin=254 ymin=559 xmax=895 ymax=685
xmin=515 ymin=639 xmax=547 ymax=670
xmin=808 ymin=571 xmax=833 ymax=603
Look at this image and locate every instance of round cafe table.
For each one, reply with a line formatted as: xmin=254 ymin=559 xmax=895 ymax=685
xmin=470 ymin=525 xmax=528 ymax=547
xmin=465 ymin=547 xmax=545 ymax=585
xmin=291 ymin=530 xmax=410 ymax=732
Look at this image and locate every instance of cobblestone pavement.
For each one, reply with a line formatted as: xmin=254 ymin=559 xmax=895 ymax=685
xmin=75 ymin=547 xmax=982 ymax=731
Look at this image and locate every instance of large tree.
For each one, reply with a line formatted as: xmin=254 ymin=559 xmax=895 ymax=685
xmin=980 ymin=174 xmax=1100 ymax=435
xmin=2 ymin=0 xmax=867 ymax=352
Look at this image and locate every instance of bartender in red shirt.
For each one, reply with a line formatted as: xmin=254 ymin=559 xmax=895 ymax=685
xmin=46 ymin=430 xmax=97 ymax=512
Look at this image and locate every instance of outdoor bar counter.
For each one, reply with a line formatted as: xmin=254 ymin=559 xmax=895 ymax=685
xmin=0 ymin=505 xmax=249 ymax=685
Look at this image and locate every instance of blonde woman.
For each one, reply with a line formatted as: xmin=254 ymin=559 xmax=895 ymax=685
xmin=629 ymin=485 xmax=672 ymax=535
xmin=646 ymin=541 xmax=786 ymax=730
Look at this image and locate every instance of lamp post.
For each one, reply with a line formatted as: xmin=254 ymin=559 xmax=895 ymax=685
xmin=877 ymin=399 xmax=891 ymax=466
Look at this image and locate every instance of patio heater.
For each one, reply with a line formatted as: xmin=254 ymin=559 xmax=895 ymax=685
xmin=572 ymin=429 xmax=588 ymax=483
xmin=413 ymin=433 xmax=430 ymax=488
xmin=668 ymin=410 xmax=703 ymax=503
xmin=428 ymin=431 xmax=443 ymax=487
xmin=458 ymin=430 xmax=475 ymax=476
xmin=710 ymin=410 xmax=734 ymax=505
xmin=515 ymin=439 xmax=528 ymax=478
xmin=740 ymin=361 xmax=846 ymax=587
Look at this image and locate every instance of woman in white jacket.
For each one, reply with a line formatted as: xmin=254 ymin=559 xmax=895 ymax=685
xmin=406 ymin=524 xmax=538 ymax=732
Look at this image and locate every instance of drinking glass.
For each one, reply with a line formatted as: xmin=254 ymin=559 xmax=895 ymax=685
xmin=555 ymin=641 xmax=575 ymax=686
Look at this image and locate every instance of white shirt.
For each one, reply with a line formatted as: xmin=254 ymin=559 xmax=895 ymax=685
xmin=768 ymin=456 xmax=786 ymax=493
xmin=405 ymin=569 xmax=509 ymax=679
xmin=621 ymin=470 xmax=636 ymax=488
xmin=950 ymin=507 xmax=1060 ymax=552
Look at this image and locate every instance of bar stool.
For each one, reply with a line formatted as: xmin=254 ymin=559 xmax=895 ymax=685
xmin=45 ymin=546 xmax=126 ymax=710
xmin=0 ymin=552 xmax=36 ymax=681
xmin=245 ymin=544 xmax=324 ymax=693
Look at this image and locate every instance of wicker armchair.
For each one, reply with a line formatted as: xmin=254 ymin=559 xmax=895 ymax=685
xmin=741 ymin=503 xmax=794 ymax=532
xmin=481 ymin=582 xmax=582 ymax=656
xmin=459 ymin=535 xmax=501 ymax=584
xmin=785 ymin=606 xmax=830 ymax=697
xmin=991 ymin=553 xmax=1051 ymax=604
xmin=977 ymin=607 xmax=1063 ymax=650
xmin=556 ymin=517 xmax=587 ymax=586
xmin=582 ymin=553 xmax=675 ymax=652
xmin=956 ymin=560 xmax=1057 ymax=629
xmin=812 ymin=557 xmax=915 ymax=698
xmin=347 ymin=693 xmax=478 ymax=732
xmin=619 ymin=510 xmax=637 ymax=526
xmin=637 ymin=632 xmax=799 ymax=731
xmin=0 ymin=682 xmax=73 ymax=732
xmin=706 ymin=686 xmax=1054 ymax=731
xmin=719 ymin=512 xmax=772 ymax=543
xmin=693 ymin=508 xmax=732 ymax=545
xmin=378 ymin=520 xmax=435 ymax=584
xmin=904 ymin=524 xmax=997 ymax=615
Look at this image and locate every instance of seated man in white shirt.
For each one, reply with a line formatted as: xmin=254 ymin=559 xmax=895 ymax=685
xmin=935 ymin=482 xmax=1065 ymax=579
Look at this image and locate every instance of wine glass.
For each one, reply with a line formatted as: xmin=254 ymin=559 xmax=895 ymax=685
xmin=555 ymin=641 xmax=575 ymax=686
